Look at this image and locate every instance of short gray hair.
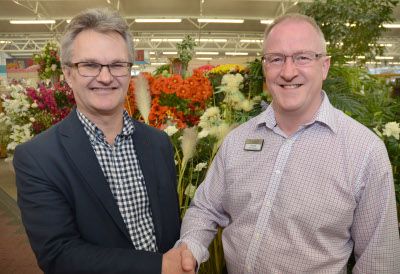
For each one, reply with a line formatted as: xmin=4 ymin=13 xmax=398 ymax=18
xmin=60 ymin=8 xmax=133 ymax=65
xmin=264 ymin=13 xmax=327 ymax=53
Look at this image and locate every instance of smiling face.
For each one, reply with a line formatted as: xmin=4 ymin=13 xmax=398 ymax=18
xmin=63 ymin=29 xmax=131 ymax=121
xmin=263 ymin=19 xmax=330 ymax=122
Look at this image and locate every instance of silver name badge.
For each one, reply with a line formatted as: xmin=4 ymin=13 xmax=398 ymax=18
xmin=244 ymin=139 xmax=264 ymax=151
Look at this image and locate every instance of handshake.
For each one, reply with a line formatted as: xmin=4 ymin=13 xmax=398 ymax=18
xmin=162 ymin=243 xmax=196 ymax=274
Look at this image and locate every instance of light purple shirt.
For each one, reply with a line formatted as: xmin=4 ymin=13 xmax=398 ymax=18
xmin=180 ymin=92 xmax=400 ymax=273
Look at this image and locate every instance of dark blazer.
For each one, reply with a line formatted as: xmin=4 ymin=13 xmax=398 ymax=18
xmin=13 ymin=109 xmax=180 ymax=274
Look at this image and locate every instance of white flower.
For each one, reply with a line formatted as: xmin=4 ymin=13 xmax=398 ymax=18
xmin=164 ymin=125 xmax=179 ymax=136
xmin=31 ymin=102 xmax=38 ymax=108
xmin=194 ymin=162 xmax=207 ymax=172
xmin=51 ymin=64 xmax=57 ymax=71
xmin=184 ymin=184 xmax=197 ymax=198
xmin=29 ymin=117 xmax=36 ymax=122
xmin=240 ymin=99 xmax=254 ymax=112
xmin=382 ymin=121 xmax=400 ymax=140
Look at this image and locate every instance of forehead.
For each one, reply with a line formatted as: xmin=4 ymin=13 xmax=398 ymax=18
xmin=71 ymin=29 xmax=129 ymax=61
xmin=264 ymin=19 xmax=323 ymax=53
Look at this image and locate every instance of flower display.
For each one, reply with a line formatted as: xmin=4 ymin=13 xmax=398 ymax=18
xmin=33 ymin=42 xmax=62 ymax=80
xmin=126 ymin=70 xmax=213 ymax=128
xmin=1 ymin=82 xmax=75 ymax=156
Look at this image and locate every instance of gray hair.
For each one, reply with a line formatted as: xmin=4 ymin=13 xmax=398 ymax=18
xmin=60 ymin=8 xmax=133 ymax=65
xmin=264 ymin=13 xmax=327 ymax=53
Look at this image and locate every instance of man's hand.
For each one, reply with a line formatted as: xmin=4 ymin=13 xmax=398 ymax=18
xmin=162 ymin=243 xmax=195 ymax=274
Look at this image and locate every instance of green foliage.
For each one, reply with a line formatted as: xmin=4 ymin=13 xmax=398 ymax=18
xmin=152 ymin=64 xmax=170 ymax=76
xmin=33 ymin=42 xmax=63 ymax=80
xmin=323 ymin=65 xmax=400 ymax=205
xmin=245 ymin=58 xmax=264 ymax=98
xmin=299 ymin=0 xmax=399 ymax=64
xmin=176 ymin=35 xmax=196 ymax=65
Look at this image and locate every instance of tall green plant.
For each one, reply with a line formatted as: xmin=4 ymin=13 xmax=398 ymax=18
xmin=299 ymin=0 xmax=399 ymax=64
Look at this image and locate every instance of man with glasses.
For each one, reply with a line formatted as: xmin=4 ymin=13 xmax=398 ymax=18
xmin=178 ymin=13 xmax=400 ymax=273
xmin=13 ymin=8 xmax=193 ymax=274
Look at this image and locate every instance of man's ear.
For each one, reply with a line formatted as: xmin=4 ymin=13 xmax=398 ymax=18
xmin=322 ymin=56 xmax=331 ymax=80
xmin=62 ymin=65 xmax=73 ymax=88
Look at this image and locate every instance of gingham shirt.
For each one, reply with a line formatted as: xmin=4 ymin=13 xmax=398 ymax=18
xmin=77 ymin=110 xmax=157 ymax=252
xmin=180 ymin=92 xmax=400 ymax=273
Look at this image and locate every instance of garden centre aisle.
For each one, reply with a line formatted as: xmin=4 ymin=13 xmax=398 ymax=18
xmin=0 ymin=159 xmax=41 ymax=274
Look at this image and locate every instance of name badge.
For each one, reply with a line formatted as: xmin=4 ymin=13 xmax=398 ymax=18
xmin=244 ymin=139 xmax=264 ymax=151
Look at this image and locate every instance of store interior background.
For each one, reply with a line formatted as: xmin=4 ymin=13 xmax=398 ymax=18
xmin=0 ymin=0 xmax=399 ymax=82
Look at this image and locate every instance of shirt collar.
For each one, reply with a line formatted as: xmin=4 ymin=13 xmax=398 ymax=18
xmin=256 ymin=91 xmax=338 ymax=134
xmin=76 ymin=109 xmax=135 ymax=140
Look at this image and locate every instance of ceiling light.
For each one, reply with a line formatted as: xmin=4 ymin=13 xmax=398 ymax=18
xmin=149 ymin=52 xmax=156 ymax=55
xmin=66 ymin=19 xmax=71 ymax=23
xmin=197 ymin=19 xmax=244 ymax=23
xmin=0 ymin=40 xmax=11 ymax=44
xmin=225 ymin=52 xmax=248 ymax=56
xmin=375 ymin=56 xmax=394 ymax=60
xmin=151 ymin=62 xmax=167 ymax=65
xmin=162 ymin=51 xmax=177 ymax=55
xmin=260 ymin=20 xmax=273 ymax=24
xmin=195 ymin=52 xmax=219 ymax=55
xmin=389 ymin=62 xmax=400 ymax=65
xmin=151 ymin=38 xmax=183 ymax=42
xmin=357 ymin=56 xmax=366 ymax=59
xmin=10 ymin=19 xmax=56 ymax=24
xmin=240 ymin=39 xmax=263 ymax=43
xmin=196 ymin=57 xmax=213 ymax=60
xmin=135 ymin=19 xmax=182 ymax=23
xmin=197 ymin=38 xmax=227 ymax=42
xmin=382 ymin=23 xmax=400 ymax=28
xmin=10 ymin=52 xmax=34 ymax=56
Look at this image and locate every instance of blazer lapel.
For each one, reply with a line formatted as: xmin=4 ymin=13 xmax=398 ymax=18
xmin=131 ymin=122 xmax=162 ymax=245
xmin=58 ymin=110 xmax=131 ymax=241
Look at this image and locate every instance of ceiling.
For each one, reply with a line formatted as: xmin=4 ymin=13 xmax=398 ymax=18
xmin=0 ymin=0 xmax=399 ymax=65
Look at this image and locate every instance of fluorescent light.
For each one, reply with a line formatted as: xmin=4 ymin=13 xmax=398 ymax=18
xmin=197 ymin=18 xmax=244 ymax=23
xmin=10 ymin=52 xmax=34 ymax=56
xmin=260 ymin=19 xmax=273 ymax=24
xmin=66 ymin=19 xmax=71 ymax=23
xmin=382 ymin=23 xmax=400 ymax=28
xmin=133 ymin=38 xmax=140 ymax=42
xmin=375 ymin=56 xmax=394 ymax=60
xmin=151 ymin=38 xmax=183 ymax=42
xmin=357 ymin=56 xmax=365 ymax=59
xmin=162 ymin=51 xmax=177 ymax=55
xmin=196 ymin=57 xmax=213 ymax=60
xmin=151 ymin=62 xmax=167 ymax=65
xmin=240 ymin=39 xmax=263 ymax=43
xmin=225 ymin=52 xmax=248 ymax=56
xmin=149 ymin=52 xmax=156 ymax=55
xmin=10 ymin=19 xmax=56 ymax=24
xmin=389 ymin=62 xmax=400 ymax=65
xmin=195 ymin=52 xmax=219 ymax=55
xmin=197 ymin=38 xmax=227 ymax=42
xmin=366 ymin=61 xmax=382 ymax=64
xmin=0 ymin=40 xmax=11 ymax=44
xmin=131 ymin=65 xmax=140 ymax=68
xmin=135 ymin=19 xmax=182 ymax=23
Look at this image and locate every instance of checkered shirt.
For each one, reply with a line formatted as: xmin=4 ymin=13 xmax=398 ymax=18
xmin=180 ymin=92 xmax=400 ymax=273
xmin=77 ymin=110 xmax=157 ymax=252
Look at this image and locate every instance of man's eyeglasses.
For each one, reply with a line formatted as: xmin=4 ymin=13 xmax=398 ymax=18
xmin=262 ymin=51 xmax=326 ymax=67
xmin=70 ymin=62 xmax=133 ymax=77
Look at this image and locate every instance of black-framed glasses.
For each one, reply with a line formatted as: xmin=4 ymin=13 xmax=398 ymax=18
xmin=70 ymin=62 xmax=132 ymax=77
xmin=262 ymin=51 xmax=326 ymax=67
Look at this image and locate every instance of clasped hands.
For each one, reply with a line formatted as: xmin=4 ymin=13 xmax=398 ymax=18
xmin=162 ymin=243 xmax=196 ymax=274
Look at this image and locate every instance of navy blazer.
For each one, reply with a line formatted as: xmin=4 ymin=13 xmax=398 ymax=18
xmin=13 ymin=109 xmax=180 ymax=274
